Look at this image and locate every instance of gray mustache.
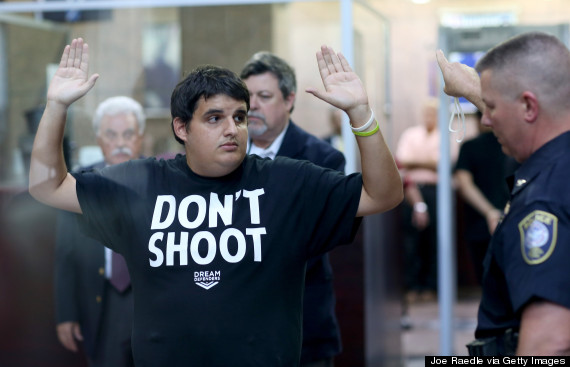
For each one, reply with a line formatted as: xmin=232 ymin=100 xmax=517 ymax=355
xmin=111 ymin=147 xmax=133 ymax=157
xmin=248 ymin=112 xmax=265 ymax=122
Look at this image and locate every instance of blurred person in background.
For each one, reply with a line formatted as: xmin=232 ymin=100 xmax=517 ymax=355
xmin=54 ymin=96 xmax=145 ymax=367
xmin=395 ymin=98 xmax=457 ymax=303
xmin=454 ymin=110 xmax=518 ymax=284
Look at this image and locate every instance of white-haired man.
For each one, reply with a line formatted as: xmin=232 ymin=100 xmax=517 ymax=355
xmin=54 ymin=96 xmax=145 ymax=367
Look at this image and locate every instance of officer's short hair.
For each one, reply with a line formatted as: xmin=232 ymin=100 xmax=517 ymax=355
xmin=476 ymin=32 xmax=570 ymax=111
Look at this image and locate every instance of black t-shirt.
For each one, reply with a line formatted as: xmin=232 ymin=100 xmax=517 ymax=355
xmin=475 ymin=132 xmax=570 ymax=338
xmin=454 ymin=132 xmax=517 ymax=243
xmin=74 ymin=154 xmax=362 ymax=366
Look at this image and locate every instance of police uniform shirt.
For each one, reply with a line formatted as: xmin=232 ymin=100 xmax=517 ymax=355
xmin=476 ymin=131 xmax=570 ymax=338
xmin=73 ymin=154 xmax=362 ymax=367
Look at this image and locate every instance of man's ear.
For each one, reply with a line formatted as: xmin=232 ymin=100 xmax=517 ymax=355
xmin=285 ymin=92 xmax=296 ymax=113
xmin=521 ymin=91 xmax=539 ymax=123
xmin=173 ymin=117 xmax=189 ymax=142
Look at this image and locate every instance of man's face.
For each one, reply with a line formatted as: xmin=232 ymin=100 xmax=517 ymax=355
xmin=422 ymin=105 xmax=438 ymax=132
xmin=97 ymin=112 xmax=143 ymax=166
xmin=243 ymin=72 xmax=294 ymax=146
xmin=183 ymin=94 xmax=248 ymax=177
xmin=480 ymin=69 xmax=530 ymax=163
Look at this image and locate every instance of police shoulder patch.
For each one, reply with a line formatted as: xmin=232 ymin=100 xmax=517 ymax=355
xmin=518 ymin=210 xmax=558 ymax=265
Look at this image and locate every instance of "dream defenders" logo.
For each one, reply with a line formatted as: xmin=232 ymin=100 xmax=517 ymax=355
xmin=194 ymin=270 xmax=221 ymax=290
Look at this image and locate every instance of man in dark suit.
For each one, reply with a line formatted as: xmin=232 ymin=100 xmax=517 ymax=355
xmin=54 ymin=96 xmax=146 ymax=367
xmin=241 ymin=52 xmax=346 ymax=367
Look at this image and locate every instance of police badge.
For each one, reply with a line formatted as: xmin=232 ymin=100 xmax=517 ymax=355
xmin=518 ymin=210 xmax=558 ymax=265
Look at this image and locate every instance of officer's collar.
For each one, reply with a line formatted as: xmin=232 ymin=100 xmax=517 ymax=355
xmin=509 ymin=131 xmax=570 ymax=195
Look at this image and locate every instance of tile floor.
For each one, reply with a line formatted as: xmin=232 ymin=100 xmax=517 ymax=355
xmin=402 ymin=288 xmax=481 ymax=367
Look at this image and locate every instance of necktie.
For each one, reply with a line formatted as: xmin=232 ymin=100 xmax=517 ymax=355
xmin=110 ymin=251 xmax=131 ymax=292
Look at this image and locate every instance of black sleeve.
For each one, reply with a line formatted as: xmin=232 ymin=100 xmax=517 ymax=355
xmin=72 ymin=163 xmax=142 ymax=254
xmin=454 ymin=139 xmax=474 ymax=173
xmin=321 ymin=149 xmax=346 ymax=174
xmin=299 ymin=161 xmax=362 ymax=256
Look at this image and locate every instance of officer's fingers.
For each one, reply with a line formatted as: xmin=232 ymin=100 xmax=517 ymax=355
xmin=436 ymin=50 xmax=449 ymax=71
xmin=435 ymin=50 xmax=456 ymax=95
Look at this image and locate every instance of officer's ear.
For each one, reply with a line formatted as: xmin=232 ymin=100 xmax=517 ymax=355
xmin=173 ymin=117 xmax=189 ymax=143
xmin=520 ymin=91 xmax=539 ymax=123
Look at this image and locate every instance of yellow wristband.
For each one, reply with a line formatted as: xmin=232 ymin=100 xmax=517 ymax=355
xmin=352 ymin=120 xmax=379 ymax=137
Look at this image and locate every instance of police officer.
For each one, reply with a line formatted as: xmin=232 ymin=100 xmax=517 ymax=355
xmin=437 ymin=32 xmax=570 ymax=355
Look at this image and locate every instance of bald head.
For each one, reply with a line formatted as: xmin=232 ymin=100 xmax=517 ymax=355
xmin=422 ymin=97 xmax=439 ymax=132
xmin=476 ymin=32 xmax=570 ymax=116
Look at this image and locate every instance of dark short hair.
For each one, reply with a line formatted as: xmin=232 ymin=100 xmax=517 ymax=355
xmin=240 ymin=51 xmax=296 ymax=112
xmin=170 ymin=65 xmax=250 ymax=145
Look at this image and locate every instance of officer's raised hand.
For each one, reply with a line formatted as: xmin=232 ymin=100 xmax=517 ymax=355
xmin=436 ymin=49 xmax=483 ymax=112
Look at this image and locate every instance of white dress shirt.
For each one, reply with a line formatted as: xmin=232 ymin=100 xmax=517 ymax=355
xmin=247 ymin=123 xmax=288 ymax=160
